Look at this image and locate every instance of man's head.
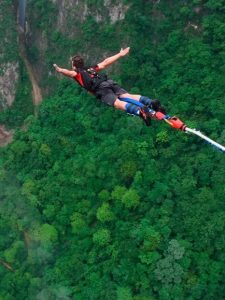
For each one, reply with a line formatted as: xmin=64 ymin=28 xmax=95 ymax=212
xmin=71 ymin=55 xmax=84 ymax=70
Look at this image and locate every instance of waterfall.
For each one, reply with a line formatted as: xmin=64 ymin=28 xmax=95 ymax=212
xmin=17 ymin=0 xmax=43 ymax=109
xmin=18 ymin=0 xmax=26 ymax=31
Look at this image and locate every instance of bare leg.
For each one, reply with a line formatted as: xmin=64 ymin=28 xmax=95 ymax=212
xmin=119 ymin=93 xmax=141 ymax=101
xmin=119 ymin=92 xmax=165 ymax=113
xmin=114 ymin=98 xmax=127 ymax=110
xmin=114 ymin=96 xmax=152 ymax=126
xmin=114 ymin=98 xmax=140 ymax=117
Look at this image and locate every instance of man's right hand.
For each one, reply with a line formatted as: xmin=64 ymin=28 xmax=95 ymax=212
xmin=53 ymin=64 xmax=61 ymax=72
xmin=53 ymin=64 xmax=77 ymax=78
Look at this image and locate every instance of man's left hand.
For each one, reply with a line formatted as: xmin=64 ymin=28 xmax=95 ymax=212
xmin=120 ymin=47 xmax=130 ymax=57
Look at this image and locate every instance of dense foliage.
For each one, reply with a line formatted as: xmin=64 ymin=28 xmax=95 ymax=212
xmin=0 ymin=0 xmax=18 ymax=64
xmin=0 ymin=0 xmax=225 ymax=299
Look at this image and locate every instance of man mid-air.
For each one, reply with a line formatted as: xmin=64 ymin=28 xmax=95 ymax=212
xmin=53 ymin=47 xmax=165 ymax=126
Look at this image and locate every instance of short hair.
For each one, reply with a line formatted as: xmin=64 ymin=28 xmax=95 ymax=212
xmin=72 ymin=55 xmax=84 ymax=69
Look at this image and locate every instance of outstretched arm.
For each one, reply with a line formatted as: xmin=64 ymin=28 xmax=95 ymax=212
xmin=97 ymin=47 xmax=130 ymax=70
xmin=53 ymin=64 xmax=77 ymax=78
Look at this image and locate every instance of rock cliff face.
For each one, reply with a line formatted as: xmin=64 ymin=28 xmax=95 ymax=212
xmin=104 ymin=0 xmax=128 ymax=24
xmin=0 ymin=63 xmax=19 ymax=109
xmin=53 ymin=0 xmax=128 ymax=29
xmin=0 ymin=2 xmax=19 ymax=109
